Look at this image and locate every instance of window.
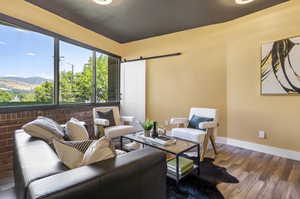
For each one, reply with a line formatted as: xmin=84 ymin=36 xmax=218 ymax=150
xmin=0 ymin=22 xmax=54 ymax=106
xmin=95 ymin=53 xmax=120 ymax=103
xmin=59 ymin=41 xmax=93 ymax=104
xmin=0 ymin=16 xmax=120 ymax=109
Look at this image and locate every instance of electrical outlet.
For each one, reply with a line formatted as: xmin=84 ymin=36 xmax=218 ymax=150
xmin=258 ymin=130 xmax=266 ymax=139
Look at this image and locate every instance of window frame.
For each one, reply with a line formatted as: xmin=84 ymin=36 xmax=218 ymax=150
xmin=0 ymin=13 xmax=121 ymax=113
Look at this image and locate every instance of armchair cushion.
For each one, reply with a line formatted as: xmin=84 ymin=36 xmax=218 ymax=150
xmin=188 ymin=115 xmax=213 ymax=130
xmin=94 ymin=118 xmax=110 ymax=126
xmin=96 ymin=109 xmax=115 ymax=127
xmin=104 ymin=125 xmax=136 ymax=139
xmin=171 ymin=128 xmax=206 ymax=143
xmin=199 ymin=121 xmax=218 ymax=129
xmin=170 ymin=118 xmax=188 ymax=125
xmin=120 ymin=116 xmax=135 ymax=123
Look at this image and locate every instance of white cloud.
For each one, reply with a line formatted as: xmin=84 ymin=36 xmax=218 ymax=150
xmin=26 ymin=52 xmax=36 ymax=56
xmin=0 ymin=41 xmax=6 ymax=45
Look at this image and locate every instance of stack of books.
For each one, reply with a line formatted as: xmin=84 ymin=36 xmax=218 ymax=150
xmin=167 ymin=157 xmax=194 ymax=176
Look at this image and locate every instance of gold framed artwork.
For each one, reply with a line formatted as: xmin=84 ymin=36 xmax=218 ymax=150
xmin=261 ymin=36 xmax=300 ymax=95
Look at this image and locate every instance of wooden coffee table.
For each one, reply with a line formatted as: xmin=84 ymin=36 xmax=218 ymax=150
xmin=121 ymin=131 xmax=200 ymax=182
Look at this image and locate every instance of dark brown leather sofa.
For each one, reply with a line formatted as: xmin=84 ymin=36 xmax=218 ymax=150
xmin=14 ymin=130 xmax=167 ymax=199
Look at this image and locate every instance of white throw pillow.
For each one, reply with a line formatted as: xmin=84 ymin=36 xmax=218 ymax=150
xmin=22 ymin=116 xmax=65 ymax=144
xmin=82 ymin=136 xmax=116 ymax=166
xmin=66 ymin=118 xmax=89 ymax=141
xmin=53 ymin=136 xmax=116 ymax=169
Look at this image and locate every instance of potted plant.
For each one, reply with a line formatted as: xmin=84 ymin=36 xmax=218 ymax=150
xmin=142 ymin=120 xmax=154 ymax=137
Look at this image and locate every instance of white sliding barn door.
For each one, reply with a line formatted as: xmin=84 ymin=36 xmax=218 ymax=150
xmin=120 ymin=60 xmax=146 ymax=122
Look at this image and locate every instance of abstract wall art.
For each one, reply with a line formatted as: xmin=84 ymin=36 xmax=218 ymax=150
xmin=261 ymin=36 xmax=300 ymax=95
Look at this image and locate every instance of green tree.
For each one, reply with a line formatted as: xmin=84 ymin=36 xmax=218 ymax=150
xmin=19 ymin=93 xmax=35 ymax=102
xmin=34 ymin=81 xmax=53 ymax=103
xmin=60 ymin=71 xmax=75 ymax=103
xmin=32 ymin=55 xmax=109 ymax=104
xmin=0 ymin=90 xmax=13 ymax=102
xmin=96 ymin=55 xmax=108 ymax=102
xmin=74 ymin=61 xmax=93 ymax=102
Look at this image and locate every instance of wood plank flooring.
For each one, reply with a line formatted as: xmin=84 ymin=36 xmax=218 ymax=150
xmin=0 ymin=144 xmax=299 ymax=199
xmin=212 ymin=144 xmax=300 ymax=199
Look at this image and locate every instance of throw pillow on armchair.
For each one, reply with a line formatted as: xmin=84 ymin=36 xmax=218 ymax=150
xmin=187 ymin=115 xmax=213 ymax=130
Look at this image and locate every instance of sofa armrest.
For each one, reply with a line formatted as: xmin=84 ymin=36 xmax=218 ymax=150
xmin=199 ymin=121 xmax=217 ymax=129
xmin=170 ymin=117 xmax=188 ymax=125
xmin=27 ymin=148 xmax=167 ymax=199
xmin=94 ymin=118 xmax=109 ymax=126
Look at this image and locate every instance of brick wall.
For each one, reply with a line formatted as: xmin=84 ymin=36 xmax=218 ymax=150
xmin=0 ymin=106 xmax=95 ymax=179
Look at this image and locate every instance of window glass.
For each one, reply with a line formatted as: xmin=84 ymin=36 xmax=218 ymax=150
xmin=96 ymin=52 xmax=109 ymax=102
xmin=0 ymin=19 xmax=120 ymax=109
xmin=95 ymin=53 xmax=120 ymax=103
xmin=0 ymin=22 xmax=54 ymax=106
xmin=59 ymin=41 xmax=93 ymax=104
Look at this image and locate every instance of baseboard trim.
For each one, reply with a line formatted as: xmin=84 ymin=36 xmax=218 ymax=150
xmin=216 ymin=137 xmax=300 ymax=161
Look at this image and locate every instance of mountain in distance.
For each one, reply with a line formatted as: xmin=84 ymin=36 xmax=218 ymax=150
xmin=0 ymin=76 xmax=53 ymax=92
xmin=0 ymin=76 xmax=53 ymax=85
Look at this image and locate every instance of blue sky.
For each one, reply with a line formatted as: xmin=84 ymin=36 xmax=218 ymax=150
xmin=0 ymin=24 xmax=93 ymax=79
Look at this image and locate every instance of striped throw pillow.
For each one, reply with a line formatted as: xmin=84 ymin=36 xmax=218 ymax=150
xmin=53 ymin=137 xmax=116 ymax=169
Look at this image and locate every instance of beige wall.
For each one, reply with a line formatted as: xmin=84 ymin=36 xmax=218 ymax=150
xmin=124 ymin=0 xmax=300 ymax=152
xmin=0 ymin=0 xmax=123 ymax=56
xmin=123 ymin=25 xmax=228 ymax=138
xmin=226 ymin=1 xmax=300 ymax=152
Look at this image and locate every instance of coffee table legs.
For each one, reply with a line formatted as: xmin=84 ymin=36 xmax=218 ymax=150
xmin=176 ymin=154 xmax=180 ymax=182
xmin=120 ymin=136 xmax=123 ymax=150
xmin=197 ymin=144 xmax=200 ymax=175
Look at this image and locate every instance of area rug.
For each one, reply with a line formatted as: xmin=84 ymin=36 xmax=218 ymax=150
xmin=167 ymin=158 xmax=239 ymax=199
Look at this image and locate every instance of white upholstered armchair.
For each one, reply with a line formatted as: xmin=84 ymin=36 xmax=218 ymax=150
xmin=93 ymin=106 xmax=136 ymax=139
xmin=170 ymin=108 xmax=219 ymax=161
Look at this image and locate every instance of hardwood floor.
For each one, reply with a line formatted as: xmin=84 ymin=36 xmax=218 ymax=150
xmin=0 ymin=144 xmax=299 ymax=199
xmin=213 ymin=144 xmax=300 ymax=199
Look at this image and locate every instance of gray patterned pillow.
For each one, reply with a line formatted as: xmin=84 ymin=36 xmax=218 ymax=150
xmin=96 ymin=109 xmax=115 ymax=127
xmin=53 ymin=137 xmax=116 ymax=169
xmin=22 ymin=116 xmax=65 ymax=144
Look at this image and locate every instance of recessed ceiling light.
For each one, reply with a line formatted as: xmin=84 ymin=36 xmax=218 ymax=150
xmin=93 ymin=0 xmax=112 ymax=5
xmin=235 ymin=0 xmax=254 ymax=4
